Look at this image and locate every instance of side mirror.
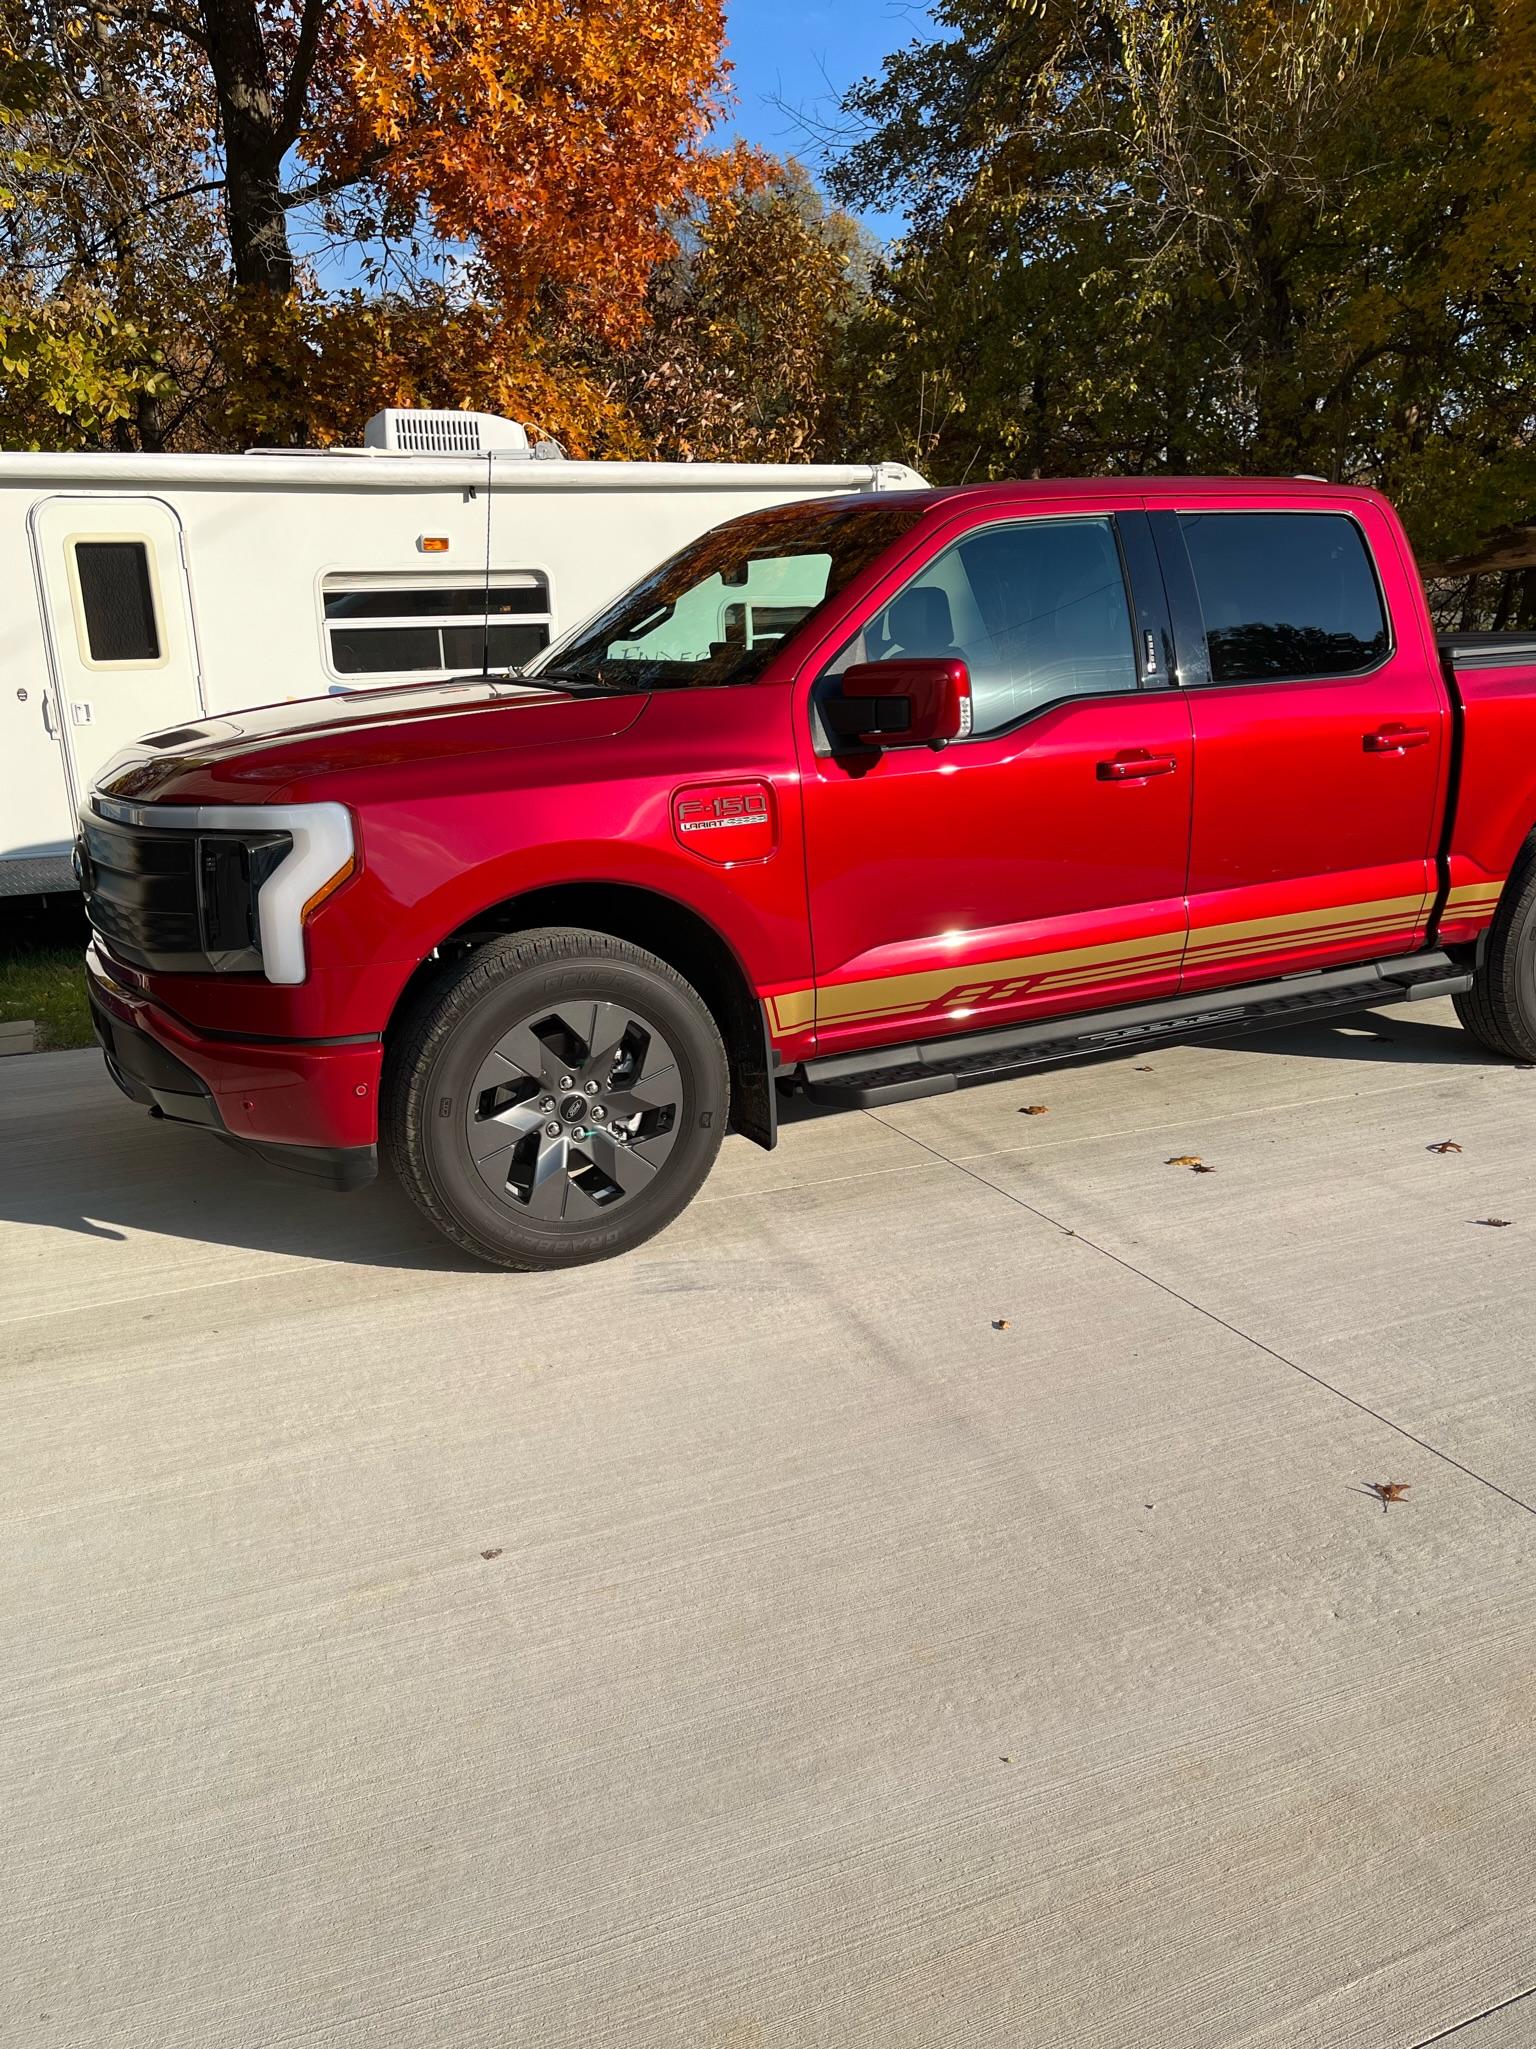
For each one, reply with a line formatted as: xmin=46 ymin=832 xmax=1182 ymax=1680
xmin=831 ymin=658 xmax=974 ymax=750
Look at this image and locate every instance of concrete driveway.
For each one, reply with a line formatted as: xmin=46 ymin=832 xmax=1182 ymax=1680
xmin=3 ymin=998 xmax=1535 ymax=2048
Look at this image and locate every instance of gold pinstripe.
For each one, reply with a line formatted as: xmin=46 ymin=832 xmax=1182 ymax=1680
xmin=764 ymin=882 xmax=1507 ymax=1040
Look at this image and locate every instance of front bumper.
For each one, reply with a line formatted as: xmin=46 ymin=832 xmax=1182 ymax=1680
xmin=86 ymin=944 xmax=381 ymax=1191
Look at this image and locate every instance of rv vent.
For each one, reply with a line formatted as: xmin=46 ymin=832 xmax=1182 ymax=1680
xmin=363 ymin=408 xmax=531 ymax=455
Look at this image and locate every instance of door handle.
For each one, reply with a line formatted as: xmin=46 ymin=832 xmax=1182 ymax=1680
xmin=1097 ymin=750 xmax=1178 ymax=781
xmin=41 ymin=690 xmax=57 ymax=740
xmin=1363 ymin=724 xmax=1430 ymax=753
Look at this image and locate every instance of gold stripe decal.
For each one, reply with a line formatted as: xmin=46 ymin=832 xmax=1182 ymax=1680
xmin=764 ymin=889 xmax=1467 ymax=1039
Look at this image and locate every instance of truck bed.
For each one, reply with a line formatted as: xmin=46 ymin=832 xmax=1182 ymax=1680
xmin=1439 ymin=632 xmax=1536 ymax=669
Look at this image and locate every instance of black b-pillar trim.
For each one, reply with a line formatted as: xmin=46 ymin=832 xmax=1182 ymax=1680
xmin=1146 ymin=510 xmax=1212 ymax=689
xmin=1115 ymin=511 xmax=1178 ymax=689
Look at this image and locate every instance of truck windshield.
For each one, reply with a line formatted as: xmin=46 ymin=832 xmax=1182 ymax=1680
xmin=523 ymin=497 xmax=928 ymax=691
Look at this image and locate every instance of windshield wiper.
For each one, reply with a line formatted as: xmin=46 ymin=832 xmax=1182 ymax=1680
xmin=520 ymin=668 xmax=645 ymax=695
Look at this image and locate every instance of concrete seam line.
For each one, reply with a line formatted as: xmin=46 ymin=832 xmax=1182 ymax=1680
xmin=863 ymin=1111 xmax=1536 ymax=1523
xmin=1409 ymin=1984 xmax=1536 ymax=2047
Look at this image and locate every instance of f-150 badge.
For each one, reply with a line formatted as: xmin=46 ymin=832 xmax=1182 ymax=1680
xmin=671 ymin=781 xmax=777 ymax=863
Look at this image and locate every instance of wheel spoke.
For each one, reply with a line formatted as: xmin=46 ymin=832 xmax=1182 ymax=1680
xmin=523 ymin=1133 xmax=571 ymax=1219
xmin=578 ymin=1002 xmax=635 ymax=1086
xmin=604 ymin=1064 xmax=679 ymax=1123
xmin=583 ymin=1128 xmax=659 ymax=1196
xmin=466 ymin=1096 xmax=544 ymax=1161
xmin=487 ymin=1021 xmax=567 ymax=1089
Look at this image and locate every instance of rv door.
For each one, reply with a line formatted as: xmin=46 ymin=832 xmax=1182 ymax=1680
xmin=28 ymin=496 xmax=204 ymax=814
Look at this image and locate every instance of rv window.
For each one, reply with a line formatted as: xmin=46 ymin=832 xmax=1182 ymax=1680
xmin=322 ymin=574 xmax=552 ymax=677
xmin=73 ymin=541 xmax=162 ymax=664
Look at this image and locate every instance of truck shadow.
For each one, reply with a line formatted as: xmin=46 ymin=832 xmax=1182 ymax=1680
xmin=0 ymin=1060 xmax=474 ymax=1271
xmin=0 ymin=1011 xmax=1507 ymax=1273
xmin=1209 ymin=1007 xmax=1511 ymax=1066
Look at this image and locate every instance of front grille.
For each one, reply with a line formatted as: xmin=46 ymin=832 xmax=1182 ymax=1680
xmin=82 ymin=814 xmax=202 ymax=970
xmin=81 ymin=811 xmax=290 ymax=973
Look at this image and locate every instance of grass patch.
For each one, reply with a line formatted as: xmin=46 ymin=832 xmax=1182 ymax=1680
xmin=0 ymin=945 xmax=93 ymax=1051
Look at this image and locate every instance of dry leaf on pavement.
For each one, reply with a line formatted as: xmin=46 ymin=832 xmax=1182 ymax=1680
xmin=1427 ymin=1140 xmax=1463 ymax=1154
xmin=1166 ymin=1155 xmax=1214 ymax=1171
xmin=1018 ymin=1104 xmax=1050 ymax=1116
xmin=1475 ymin=1217 xmax=1513 ymax=1227
xmin=1367 ymin=1482 xmax=1410 ymax=1512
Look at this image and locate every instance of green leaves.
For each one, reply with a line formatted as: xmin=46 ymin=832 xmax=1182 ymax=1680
xmin=832 ymin=0 xmax=1536 ymax=566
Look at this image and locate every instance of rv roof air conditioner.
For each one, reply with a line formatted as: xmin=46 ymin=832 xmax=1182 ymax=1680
xmin=362 ymin=408 xmax=531 ymax=456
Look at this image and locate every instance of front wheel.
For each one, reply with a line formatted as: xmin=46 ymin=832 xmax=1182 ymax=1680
xmin=385 ymin=928 xmax=729 ymax=1270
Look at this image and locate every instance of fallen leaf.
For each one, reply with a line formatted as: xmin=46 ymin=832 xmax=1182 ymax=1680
xmin=480 ymin=1548 xmax=502 ymax=1560
xmin=1018 ymin=1104 xmax=1050 ymax=1116
xmin=992 ymin=1318 xmax=1012 ymax=1330
xmin=1000 ymin=1756 xmax=1012 ymax=1764
xmin=1134 ymin=1064 xmax=1154 ymax=1071
xmin=1367 ymin=1481 xmax=1410 ymax=1512
xmin=1475 ymin=1217 xmax=1513 ymax=1227
xmin=1427 ymin=1140 xmax=1463 ymax=1154
xmin=1166 ymin=1155 xmax=1214 ymax=1171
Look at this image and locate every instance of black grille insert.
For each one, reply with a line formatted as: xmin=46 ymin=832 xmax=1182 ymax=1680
xmin=81 ymin=812 xmax=290 ymax=973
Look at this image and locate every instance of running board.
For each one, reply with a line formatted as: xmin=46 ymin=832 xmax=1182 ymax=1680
xmin=796 ymin=952 xmax=1473 ymax=1109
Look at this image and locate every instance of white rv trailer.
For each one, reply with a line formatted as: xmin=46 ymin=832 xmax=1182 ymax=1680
xmin=2 ymin=408 xmax=925 ymax=894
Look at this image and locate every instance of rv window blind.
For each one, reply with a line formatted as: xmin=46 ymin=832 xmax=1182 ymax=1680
xmin=74 ymin=541 xmax=161 ymax=663
xmin=321 ymin=572 xmax=552 ymax=678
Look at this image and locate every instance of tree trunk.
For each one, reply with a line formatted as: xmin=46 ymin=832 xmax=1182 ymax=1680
xmin=197 ymin=0 xmax=294 ymax=295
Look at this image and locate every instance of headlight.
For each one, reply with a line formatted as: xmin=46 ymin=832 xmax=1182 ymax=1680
xmin=91 ymin=797 xmax=355 ymax=985
xmin=198 ymin=831 xmax=293 ymax=973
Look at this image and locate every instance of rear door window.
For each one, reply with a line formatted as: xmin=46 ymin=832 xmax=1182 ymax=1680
xmin=1179 ymin=512 xmax=1389 ymax=683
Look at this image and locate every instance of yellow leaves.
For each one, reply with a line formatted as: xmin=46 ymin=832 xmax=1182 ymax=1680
xmin=214 ymin=291 xmax=644 ymax=459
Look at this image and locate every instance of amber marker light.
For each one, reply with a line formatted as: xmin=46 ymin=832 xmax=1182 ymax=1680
xmin=419 ymin=535 xmax=450 ymax=553
xmin=301 ymin=854 xmax=356 ymax=924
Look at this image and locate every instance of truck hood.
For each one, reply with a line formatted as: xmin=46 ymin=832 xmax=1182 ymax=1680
xmin=94 ymin=676 xmax=647 ymax=805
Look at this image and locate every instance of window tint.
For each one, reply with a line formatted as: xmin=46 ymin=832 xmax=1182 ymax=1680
xmin=74 ymin=541 xmax=161 ymax=663
xmin=1179 ymin=513 xmax=1388 ymax=683
xmin=825 ymin=517 xmax=1136 ymax=737
xmin=323 ymin=573 xmax=551 ymax=677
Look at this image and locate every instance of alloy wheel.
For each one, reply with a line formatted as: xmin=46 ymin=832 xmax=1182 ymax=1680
xmin=465 ymin=999 xmax=682 ymax=1220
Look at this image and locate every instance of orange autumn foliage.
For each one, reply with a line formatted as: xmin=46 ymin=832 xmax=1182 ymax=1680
xmin=305 ymin=0 xmax=736 ymax=342
xmin=216 ymin=290 xmax=645 ymax=456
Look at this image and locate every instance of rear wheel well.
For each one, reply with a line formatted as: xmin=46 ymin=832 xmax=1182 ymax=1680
xmin=387 ymin=884 xmax=777 ymax=1148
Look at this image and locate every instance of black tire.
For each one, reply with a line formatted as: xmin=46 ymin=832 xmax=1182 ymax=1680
xmin=384 ymin=927 xmax=729 ymax=1270
xmin=1454 ymin=836 xmax=1536 ymax=1060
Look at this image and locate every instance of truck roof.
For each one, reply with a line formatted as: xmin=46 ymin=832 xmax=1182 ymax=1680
xmin=894 ymin=474 xmax=1389 ymax=510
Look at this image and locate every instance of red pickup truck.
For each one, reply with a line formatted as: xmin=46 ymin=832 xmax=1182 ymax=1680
xmin=81 ymin=478 xmax=1536 ymax=1269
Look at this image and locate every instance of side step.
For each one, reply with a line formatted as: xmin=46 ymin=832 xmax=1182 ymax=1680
xmin=796 ymin=952 xmax=1473 ymax=1109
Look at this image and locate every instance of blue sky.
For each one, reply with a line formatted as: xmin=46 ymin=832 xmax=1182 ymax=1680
xmin=718 ymin=0 xmax=928 ymax=239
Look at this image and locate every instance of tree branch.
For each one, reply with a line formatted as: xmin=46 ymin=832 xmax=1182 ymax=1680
xmin=279 ymin=145 xmax=392 ymax=210
xmin=275 ymin=0 xmax=329 ymax=154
